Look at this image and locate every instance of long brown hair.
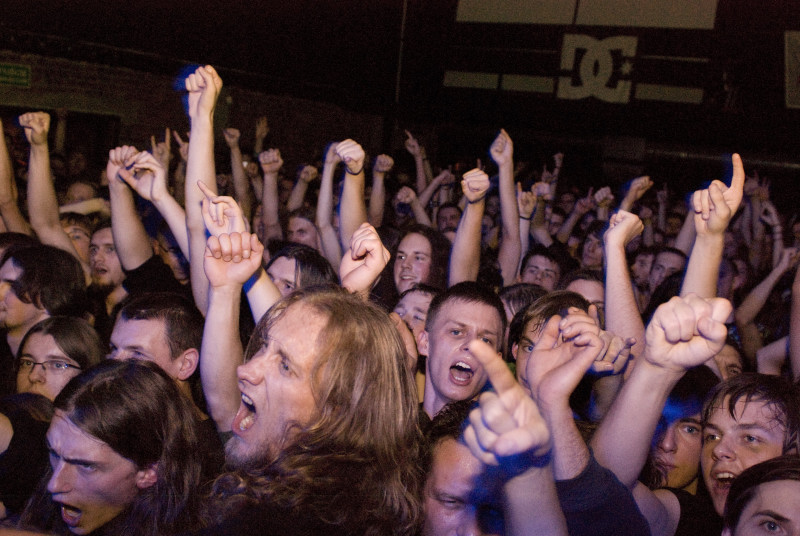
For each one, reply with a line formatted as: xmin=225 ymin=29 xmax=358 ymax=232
xmin=211 ymin=287 xmax=423 ymax=535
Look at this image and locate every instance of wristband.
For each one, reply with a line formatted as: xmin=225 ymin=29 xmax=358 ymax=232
xmin=519 ymin=215 xmax=532 ymax=221
xmin=345 ymin=164 xmax=364 ymax=175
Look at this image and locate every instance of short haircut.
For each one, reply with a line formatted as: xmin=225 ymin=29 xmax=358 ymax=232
xmin=557 ymin=268 xmax=604 ymax=290
xmin=723 ymin=455 xmax=800 ymax=531
xmin=59 ymin=212 xmax=93 ymax=233
xmin=424 ymin=282 xmax=507 ymax=351
xmin=92 ymin=217 xmax=112 ymax=235
xmin=498 ymin=283 xmax=548 ymax=320
xmin=508 ymin=290 xmax=590 ymax=353
xmin=702 ymin=373 xmax=800 ymax=454
xmin=17 ymin=316 xmax=104 ymax=370
xmin=655 ymin=246 xmax=688 ymax=264
xmin=398 ymin=283 xmax=441 ymax=302
xmin=267 ymin=244 xmax=338 ymax=289
xmin=0 ymin=245 xmax=87 ymax=317
xmin=519 ymin=245 xmax=561 ymax=278
xmin=118 ymin=292 xmax=204 ymax=359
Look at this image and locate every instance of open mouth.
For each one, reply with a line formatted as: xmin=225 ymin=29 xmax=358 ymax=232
xmin=711 ymin=471 xmax=737 ymax=497
xmin=233 ymin=393 xmax=256 ymax=433
xmin=59 ymin=503 xmax=82 ymax=527
xmin=450 ymin=361 xmax=474 ymax=385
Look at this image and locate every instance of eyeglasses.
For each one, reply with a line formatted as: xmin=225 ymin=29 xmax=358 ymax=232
xmin=18 ymin=358 xmax=81 ymax=374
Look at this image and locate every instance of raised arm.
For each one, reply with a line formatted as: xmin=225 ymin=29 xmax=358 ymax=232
xmin=619 ymin=176 xmax=653 ymax=213
xmin=0 ymin=118 xmax=30 ymax=234
xmin=603 ymin=210 xmax=647 ymax=366
xmin=680 ymin=154 xmax=745 ymax=298
xmin=789 ymin=264 xmax=800 ymax=382
xmin=258 ymin=148 xmax=284 ymax=243
xmin=20 ymin=112 xmax=89 ymax=276
xmin=184 ymin=65 xmax=223 ymax=313
xmin=556 ymin=189 xmax=594 ymax=244
xmin=395 ymin=187 xmax=431 ymax=227
xmin=404 ymin=130 xmax=429 ymax=195
xmin=591 ymin=294 xmax=731 ymax=536
xmin=448 ymin=169 xmax=489 ymax=286
xmin=336 ymin=139 xmax=367 ymax=250
xmin=368 ymin=154 xmax=393 ymax=227
xmin=108 ymin=147 xmax=158 ymax=270
xmin=222 ymin=128 xmax=252 ymax=222
xmin=286 ymin=165 xmax=318 ymax=213
xmin=516 ymin=183 xmax=535 ymax=266
xmin=253 ymin=115 xmax=268 ymax=156
xmin=201 ymin=231 xmax=264 ymax=431
xmin=491 ymin=129 xmax=522 ymax=286
xmin=593 ymin=187 xmax=615 ymax=223
xmin=339 ymin=222 xmax=390 ymax=300
xmin=465 ymin=339 xmax=568 ymax=536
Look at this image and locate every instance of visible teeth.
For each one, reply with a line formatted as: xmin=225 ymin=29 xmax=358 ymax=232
xmin=241 ymin=394 xmax=255 ymax=410
xmin=715 ymin=472 xmax=736 ymax=481
xmin=453 ymin=361 xmax=472 ymax=371
xmin=239 ymin=413 xmax=255 ymax=431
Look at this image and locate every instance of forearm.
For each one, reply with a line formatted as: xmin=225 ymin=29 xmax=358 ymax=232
xmin=338 ymin=170 xmax=367 ymax=251
xmin=245 ymin=268 xmax=281 ymax=324
xmin=368 ymin=173 xmax=386 ymax=227
xmin=414 ymin=155 xmax=427 ymax=195
xmin=417 ymin=177 xmax=442 ymax=209
xmin=680 ymin=233 xmax=723 ymax=298
xmin=497 ymin=164 xmax=521 ymax=285
xmin=201 ymin=286 xmax=245 ymax=432
xmin=152 ymin=196 xmax=190 ymax=259
xmin=756 ymin=336 xmax=788 ymax=376
xmin=556 ymin=211 xmax=581 ymax=244
xmin=448 ymin=201 xmax=483 ymax=286
xmin=0 ymin=135 xmax=30 ymax=234
xmin=790 ymin=277 xmax=800 ymax=381
xmin=504 ymin=463 xmax=568 ymax=536
xmin=605 ymin=243 xmax=646 ymax=360
xmin=261 ymin=172 xmax=283 ymax=242
xmin=541 ymin=403 xmax=590 ymax=480
xmin=735 ymin=268 xmax=783 ymax=326
xmin=591 ymin=360 xmax=681 ymax=488
xmin=109 ymin=185 xmax=154 ymax=270
xmin=672 ymin=212 xmax=696 ymax=255
xmin=27 ymin=145 xmax=62 ymax=231
xmin=230 ymin=147 xmax=252 ymax=221
xmin=410 ymin=199 xmax=432 ymax=227
xmin=286 ymin=181 xmax=309 ymax=213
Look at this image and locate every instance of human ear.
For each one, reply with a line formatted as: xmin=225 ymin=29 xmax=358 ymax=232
xmin=135 ymin=463 xmax=158 ymax=489
xmin=176 ymin=348 xmax=199 ymax=381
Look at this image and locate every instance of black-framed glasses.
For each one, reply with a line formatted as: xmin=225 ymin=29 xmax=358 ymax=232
xmin=18 ymin=358 xmax=81 ymax=374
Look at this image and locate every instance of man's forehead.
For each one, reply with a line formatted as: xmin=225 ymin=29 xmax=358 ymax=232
xmin=526 ymin=255 xmax=557 ymax=269
xmin=436 ymin=298 xmax=501 ymax=330
xmin=706 ymin=396 xmax=786 ymax=430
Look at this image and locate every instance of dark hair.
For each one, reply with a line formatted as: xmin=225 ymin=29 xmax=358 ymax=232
xmin=17 ymin=316 xmax=103 ymax=370
xmin=0 ymin=245 xmax=87 ymax=317
xmin=498 ymin=283 xmax=548 ymax=321
xmin=421 ymin=399 xmax=475 ymax=475
xmin=118 ymin=292 xmax=204 ymax=359
xmin=21 ymin=360 xmax=204 ymax=536
xmin=394 ymin=224 xmax=452 ymax=291
xmin=557 ymin=268 xmax=604 ymax=290
xmin=59 ymin=212 xmax=92 ymax=233
xmin=425 ymin=282 xmax=507 ymax=352
xmin=508 ymin=291 xmax=590 ymax=357
xmin=702 ymin=373 xmax=800 ymax=454
xmin=398 ymin=283 xmax=441 ymax=302
xmin=266 ymin=244 xmax=338 ymax=290
xmin=215 ymin=287 xmax=422 ymax=536
xmin=655 ymin=246 xmax=688 ymax=264
xmin=723 ymin=455 xmax=800 ymax=531
xmin=519 ymin=245 xmax=561 ymax=279
xmin=0 ymin=232 xmax=39 ymax=253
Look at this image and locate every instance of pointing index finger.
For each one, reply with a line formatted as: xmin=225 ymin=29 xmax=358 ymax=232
xmin=467 ymin=339 xmax=517 ymax=398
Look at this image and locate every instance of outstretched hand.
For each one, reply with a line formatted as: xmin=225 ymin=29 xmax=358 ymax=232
xmin=462 ymin=169 xmax=490 ymax=203
xmin=258 ymin=149 xmax=283 ymax=174
xmin=335 ymin=139 xmax=365 ymax=174
xmin=463 ymin=339 xmax=551 ymax=468
xmin=115 ymin=150 xmax=170 ymax=204
xmin=203 ymin=231 xmax=264 ymax=288
xmin=691 ymin=153 xmax=745 ymax=236
xmin=198 ymin=181 xmax=246 ymax=236
xmin=490 ymin=129 xmax=514 ymax=167
xmin=604 ymin=210 xmax=643 ymax=249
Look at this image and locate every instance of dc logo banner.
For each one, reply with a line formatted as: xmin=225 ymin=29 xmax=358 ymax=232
xmin=557 ymin=35 xmax=638 ymax=103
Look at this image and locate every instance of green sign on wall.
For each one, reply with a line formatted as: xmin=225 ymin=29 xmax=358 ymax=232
xmin=0 ymin=63 xmax=31 ymax=88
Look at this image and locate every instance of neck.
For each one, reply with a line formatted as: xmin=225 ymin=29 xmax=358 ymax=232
xmin=7 ymin=313 xmax=50 ymax=355
xmin=105 ymin=285 xmax=128 ymax=315
xmin=422 ymin=377 xmax=447 ymax=419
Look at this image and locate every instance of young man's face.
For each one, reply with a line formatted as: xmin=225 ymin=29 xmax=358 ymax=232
xmin=630 ymin=252 xmax=654 ymax=288
xmin=0 ymin=260 xmax=48 ymax=336
xmin=648 ymin=251 xmax=685 ymax=293
xmin=109 ymin=317 xmax=186 ymax=381
xmin=267 ymin=256 xmax=297 ymax=297
xmin=286 ymin=217 xmax=319 ymax=250
xmin=226 ymin=303 xmax=322 ymax=467
xmin=46 ymin=411 xmax=154 ymax=534
xmin=702 ymin=397 xmax=787 ymax=515
xmin=437 ymin=206 xmax=461 ymax=233
xmin=519 ymin=255 xmax=560 ymax=291
xmin=394 ymin=290 xmax=434 ymax=342
xmin=423 ymin=438 xmax=503 ymax=536
xmin=89 ymin=228 xmax=125 ymax=291
xmin=394 ymin=233 xmax=432 ymax=295
xmin=724 ymin=479 xmax=800 ymax=536
xmin=17 ymin=332 xmax=82 ymax=402
xmin=419 ymin=299 xmax=503 ymax=417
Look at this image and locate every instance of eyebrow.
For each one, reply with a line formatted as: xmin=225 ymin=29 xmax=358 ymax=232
xmin=45 ymin=441 xmax=98 ymax=468
xmin=752 ymin=510 xmax=789 ymax=523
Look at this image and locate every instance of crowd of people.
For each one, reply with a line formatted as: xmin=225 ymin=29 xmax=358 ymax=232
xmin=0 ymin=63 xmax=797 ymax=535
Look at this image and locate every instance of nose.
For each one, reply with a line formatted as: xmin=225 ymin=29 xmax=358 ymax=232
xmin=711 ymin=435 xmax=735 ymax=461
xmin=658 ymin=426 xmax=677 ymax=453
xmin=28 ymin=363 xmax=46 ymax=383
xmin=0 ymin=281 xmax=10 ymax=299
xmin=237 ymin=353 xmax=267 ymax=384
xmin=47 ymin=460 xmax=74 ymax=495
xmin=456 ymin=509 xmax=482 ymax=536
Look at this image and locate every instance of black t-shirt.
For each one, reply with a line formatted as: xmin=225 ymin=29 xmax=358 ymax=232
xmin=0 ymin=406 xmax=50 ymax=515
